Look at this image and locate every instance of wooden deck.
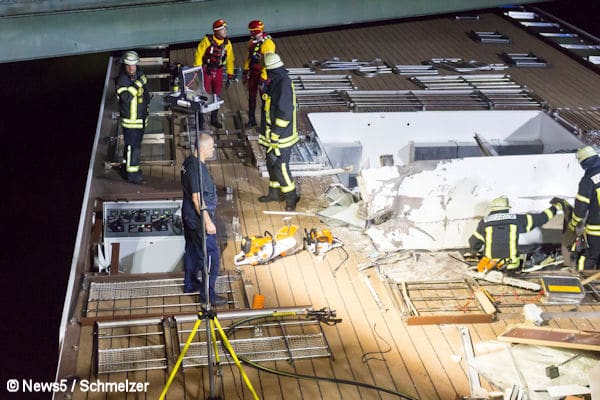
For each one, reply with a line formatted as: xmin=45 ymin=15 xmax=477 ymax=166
xmin=65 ymin=11 xmax=600 ymax=400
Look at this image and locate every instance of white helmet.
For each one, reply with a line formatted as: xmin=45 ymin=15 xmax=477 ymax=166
xmin=122 ymin=51 xmax=140 ymax=66
xmin=263 ymin=52 xmax=284 ymax=70
xmin=576 ymin=146 xmax=597 ymax=164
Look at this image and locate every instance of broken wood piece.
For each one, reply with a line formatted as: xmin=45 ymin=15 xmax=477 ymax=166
xmin=497 ymin=325 xmax=600 ymax=351
xmin=474 ymin=289 xmax=497 ymax=315
xmin=401 ymin=281 xmax=419 ymax=316
xmin=581 ymin=270 xmax=600 ymax=285
xmin=406 ymin=313 xmax=494 ymax=325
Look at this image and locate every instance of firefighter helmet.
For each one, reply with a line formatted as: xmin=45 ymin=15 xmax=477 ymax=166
xmin=263 ymin=52 xmax=283 ymax=70
xmin=490 ymin=196 xmax=510 ymax=211
xmin=248 ymin=20 xmax=264 ymax=33
xmin=576 ymin=146 xmax=597 ymax=164
xmin=122 ymin=51 xmax=140 ymax=66
xmin=213 ymin=19 xmax=227 ymax=31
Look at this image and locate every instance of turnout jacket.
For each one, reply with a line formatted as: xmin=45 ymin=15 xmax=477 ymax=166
xmin=469 ymin=206 xmax=559 ymax=264
xmin=243 ymin=34 xmax=276 ymax=80
xmin=193 ymin=34 xmax=235 ymax=75
xmin=259 ymin=67 xmax=298 ymax=153
xmin=116 ymin=68 xmax=150 ymax=129
xmin=571 ymin=156 xmax=600 ymax=236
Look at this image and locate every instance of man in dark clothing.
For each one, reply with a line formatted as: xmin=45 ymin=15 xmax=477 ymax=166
xmin=181 ymin=133 xmax=227 ymax=306
xmin=116 ymin=50 xmax=151 ymax=184
xmin=469 ymin=196 xmax=561 ymax=270
xmin=570 ymin=146 xmax=600 ymax=270
xmin=257 ymin=53 xmax=300 ymax=211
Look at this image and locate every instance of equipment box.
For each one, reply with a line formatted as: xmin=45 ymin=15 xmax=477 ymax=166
xmin=102 ymin=200 xmax=184 ymax=274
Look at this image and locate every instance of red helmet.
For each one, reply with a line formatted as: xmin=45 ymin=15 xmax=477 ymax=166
xmin=248 ymin=20 xmax=264 ymax=34
xmin=213 ymin=19 xmax=227 ymax=31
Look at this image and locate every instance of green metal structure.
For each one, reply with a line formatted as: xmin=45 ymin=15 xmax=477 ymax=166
xmin=0 ymin=0 xmax=544 ymax=63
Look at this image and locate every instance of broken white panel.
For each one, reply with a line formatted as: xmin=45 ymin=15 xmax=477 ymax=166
xmin=362 ymin=154 xmax=580 ymax=251
xmin=309 ymin=110 xmax=585 ymax=251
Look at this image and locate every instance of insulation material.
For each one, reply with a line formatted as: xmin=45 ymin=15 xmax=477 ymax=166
xmin=469 ymin=344 xmax=599 ymax=400
xmin=361 ymin=153 xmax=580 ymax=251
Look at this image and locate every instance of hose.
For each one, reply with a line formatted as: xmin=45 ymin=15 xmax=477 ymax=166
xmin=222 ymin=313 xmax=418 ymax=400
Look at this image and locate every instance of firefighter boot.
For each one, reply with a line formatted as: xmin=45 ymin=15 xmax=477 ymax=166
xmin=210 ymin=110 xmax=222 ymax=129
xmin=245 ymin=114 xmax=257 ymax=130
xmin=285 ymin=190 xmax=300 ymax=212
xmin=258 ymin=188 xmax=284 ymax=203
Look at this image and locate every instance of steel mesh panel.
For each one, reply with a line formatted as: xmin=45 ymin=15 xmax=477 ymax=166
xmin=89 ymin=276 xmax=235 ymax=300
xmin=98 ymin=345 xmax=167 ymax=374
xmin=181 ymin=334 xmax=330 ymax=368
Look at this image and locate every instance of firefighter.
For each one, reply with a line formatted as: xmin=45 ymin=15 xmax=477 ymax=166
xmin=116 ymin=50 xmax=151 ymax=184
xmin=469 ymin=196 xmax=561 ymax=270
xmin=257 ymin=53 xmax=300 ymax=211
xmin=193 ymin=19 xmax=235 ymax=129
xmin=243 ymin=20 xmax=276 ymax=129
xmin=181 ymin=133 xmax=227 ymax=305
xmin=570 ymin=146 xmax=600 ymax=270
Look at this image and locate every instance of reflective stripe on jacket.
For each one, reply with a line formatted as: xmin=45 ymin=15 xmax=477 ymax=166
xmin=258 ymin=67 xmax=298 ymax=149
xmin=469 ymin=206 xmax=558 ymax=264
xmin=116 ymin=70 xmax=149 ymax=129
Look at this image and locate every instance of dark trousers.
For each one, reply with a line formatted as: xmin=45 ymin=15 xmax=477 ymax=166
xmin=123 ymin=127 xmax=144 ymax=181
xmin=247 ymin=71 xmax=261 ymax=123
xmin=183 ymin=213 xmax=221 ymax=300
xmin=265 ymin=147 xmax=295 ymax=193
xmin=579 ymin=234 xmax=600 ymax=270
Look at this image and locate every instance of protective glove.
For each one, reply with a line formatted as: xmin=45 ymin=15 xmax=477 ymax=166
xmin=225 ymin=74 xmax=234 ymax=88
xmin=550 ymin=197 xmax=568 ymax=210
xmin=259 ymin=78 xmax=269 ymax=94
xmin=242 ymin=70 xmax=249 ymax=85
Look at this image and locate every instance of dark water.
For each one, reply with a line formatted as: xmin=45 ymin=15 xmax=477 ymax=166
xmin=1 ymin=0 xmax=598 ymax=397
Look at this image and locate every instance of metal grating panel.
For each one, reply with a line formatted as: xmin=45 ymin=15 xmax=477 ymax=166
xmin=89 ymin=276 xmax=235 ymax=300
xmin=98 ymin=345 xmax=167 ymax=374
xmin=182 ymin=334 xmax=331 ymax=367
xmin=292 ymin=74 xmax=357 ymax=92
xmin=553 ymin=107 xmax=600 ymax=145
xmin=342 ymin=89 xmax=543 ymax=112
xmin=411 ymin=74 xmax=524 ymax=90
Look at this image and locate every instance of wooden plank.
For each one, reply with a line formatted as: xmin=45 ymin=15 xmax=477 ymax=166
xmin=497 ymin=325 xmax=600 ymax=351
xmin=474 ymin=289 xmax=497 ymax=315
xmin=406 ymin=314 xmax=495 ymax=326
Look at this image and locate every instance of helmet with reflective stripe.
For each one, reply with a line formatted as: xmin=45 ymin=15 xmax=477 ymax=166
xmin=576 ymin=146 xmax=597 ymax=164
xmin=248 ymin=20 xmax=264 ymax=34
xmin=263 ymin=52 xmax=283 ymax=70
xmin=213 ymin=19 xmax=227 ymax=31
xmin=122 ymin=51 xmax=140 ymax=66
xmin=490 ymin=196 xmax=510 ymax=211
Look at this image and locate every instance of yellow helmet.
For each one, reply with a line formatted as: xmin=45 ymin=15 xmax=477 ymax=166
xmin=490 ymin=196 xmax=510 ymax=211
xmin=576 ymin=146 xmax=597 ymax=163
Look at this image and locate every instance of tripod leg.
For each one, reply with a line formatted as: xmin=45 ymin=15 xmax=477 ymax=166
xmin=159 ymin=317 xmax=203 ymax=400
xmin=212 ymin=317 xmax=260 ymax=400
xmin=210 ymin=319 xmax=221 ymax=364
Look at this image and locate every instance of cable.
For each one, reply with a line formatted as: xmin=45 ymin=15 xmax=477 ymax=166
xmin=361 ymin=323 xmax=392 ymax=363
xmin=222 ymin=313 xmax=418 ymax=400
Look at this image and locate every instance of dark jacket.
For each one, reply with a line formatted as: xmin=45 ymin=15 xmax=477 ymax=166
xmin=181 ymin=154 xmax=217 ymax=220
xmin=258 ymin=67 xmax=298 ymax=150
xmin=116 ymin=68 xmax=151 ymax=129
xmin=571 ymin=155 xmax=600 ymax=237
xmin=469 ymin=206 xmax=558 ymax=265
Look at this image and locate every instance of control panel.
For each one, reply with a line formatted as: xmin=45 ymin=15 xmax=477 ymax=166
xmin=101 ymin=200 xmax=184 ymax=274
xmin=104 ymin=201 xmax=183 ymax=238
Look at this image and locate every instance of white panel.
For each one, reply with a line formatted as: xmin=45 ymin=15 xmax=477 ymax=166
xmin=361 ymin=153 xmax=580 ymax=251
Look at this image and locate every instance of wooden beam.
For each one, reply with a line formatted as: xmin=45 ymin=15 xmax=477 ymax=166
xmin=406 ymin=313 xmax=494 ymax=326
xmin=497 ymin=325 xmax=600 ymax=351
